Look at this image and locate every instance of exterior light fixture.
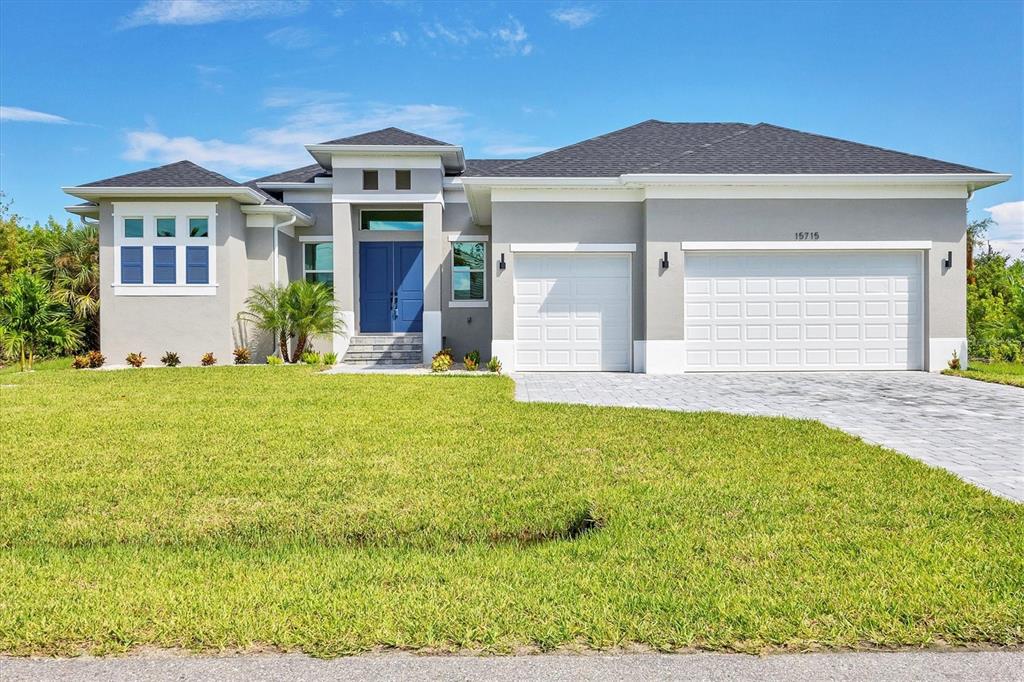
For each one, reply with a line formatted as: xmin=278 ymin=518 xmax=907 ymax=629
xmin=943 ymin=250 xmax=953 ymax=269
xmin=499 ymin=253 xmax=506 ymax=270
xmin=660 ymin=251 xmax=669 ymax=269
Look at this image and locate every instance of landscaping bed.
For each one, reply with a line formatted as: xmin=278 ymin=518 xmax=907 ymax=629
xmin=1 ymin=367 xmax=1021 ymax=656
xmin=943 ymin=361 xmax=1024 ymax=388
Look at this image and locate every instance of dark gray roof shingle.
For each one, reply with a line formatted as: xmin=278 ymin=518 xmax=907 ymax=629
xmin=463 ymin=159 xmax=522 ymax=176
xmin=319 ymin=127 xmax=453 ymax=146
xmin=481 ymin=120 xmax=993 ymax=177
xmin=252 ymin=164 xmax=330 ymax=184
xmin=641 ymin=123 xmax=991 ymax=175
xmin=79 ymin=160 xmax=242 ymax=187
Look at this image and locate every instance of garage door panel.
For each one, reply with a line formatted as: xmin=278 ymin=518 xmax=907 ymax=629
xmin=514 ymin=254 xmax=631 ymax=371
xmin=685 ymin=251 xmax=923 ymax=371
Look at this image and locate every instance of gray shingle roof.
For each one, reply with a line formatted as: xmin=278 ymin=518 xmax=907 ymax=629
xmin=79 ymin=160 xmax=242 ymax=187
xmin=242 ymin=182 xmax=283 ymax=205
xmin=318 ymin=127 xmax=453 ymax=146
xmin=252 ymin=164 xmax=330 ymax=184
xmin=481 ymin=120 xmax=993 ymax=177
xmin=463 ymin=159 xmax=522 ymax=176
xmin=641 ymin=124 xmax=991 ymax=175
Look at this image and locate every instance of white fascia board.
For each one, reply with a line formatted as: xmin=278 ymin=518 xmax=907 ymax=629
xmin=299 ymin=235 xmax=333 ymax=243
xmin=459 ymin=176 xmax=621 ymax=187
xmin=332 ymin=192 xmax=444 ymax=205
xmin=256 ymin=182 xmax=324 ymax=190
xmin=492 ymin=187 xmax=643 ymax=203
xmin=240 ymin=204 xmax=314 ymax=227
xmin=680 ymin=240 xmax=933 ymax=251
xmin=305 ymin=144 xmax=465 ymax=172
xmin=510 ymin=243 xmax=637 ymax=253
xmin=622 ymin=172 xmax=1011 ymax=187
xmin=65 ymin=203 xmax=100 ymax=217
xmin=62 ymin=186 xmax=267 ymax=205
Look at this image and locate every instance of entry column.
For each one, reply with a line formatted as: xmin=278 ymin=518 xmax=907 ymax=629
xmin=422 ymin=202 xmax=443 ymax=363
xmin=332 ymin=201 xmax=355 ymax=357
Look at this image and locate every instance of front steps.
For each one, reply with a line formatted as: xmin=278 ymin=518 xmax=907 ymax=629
xmin=342 ymin=333 xmax=423 ymax=366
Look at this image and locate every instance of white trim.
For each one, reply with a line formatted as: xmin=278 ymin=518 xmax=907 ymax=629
xmin=680 ymin=240 xmax=933 ymax=251
xmin=510 ymin=243 xmax=637 ymax=253
xmin=422 ymin=311 xmax=442 ymax=364
xmin=447 ymin=233 xmax=490 ymax=242
xmin=491 ymin=187 xmax=644 ymax=203
xmin=299 ymin=235 xmax=334 ymax=243
xmin=112 ymin=202 xmax=217 ymax=288
xmin=450 ymin=239 xmax=487 ymax=305
xmin=644 ymin=184 xmax=969 ymax=199
xmin=357 ymin=207 xmax=427 ymax=231
xmin=632 ymin=340 xmax=646 ymax=373
xmin=491 ymin=339 xmax=515 ymax=372
xmin=112 ymin=284 xmax=218 ymax=297
xmin=335 ymin=192 xmax=443 ymax=204
xmin=448 ymin=301 xmax=488 ymax=308
xmin=65 ymin=203 xmax=99 ymax=217
xmin=240 ymin=204 xmax=314 ymax=227
xmin=63 ymin=186 xmax=266 ymax=204
xmin=622 ymin=172 xmax=1010 ymax=188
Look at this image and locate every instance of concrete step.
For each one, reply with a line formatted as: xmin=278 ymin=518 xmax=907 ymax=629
xmin=343 ymin=351 xmax=422 ymax=362
xmin=342 ymin=358 xmax=423 ymax=366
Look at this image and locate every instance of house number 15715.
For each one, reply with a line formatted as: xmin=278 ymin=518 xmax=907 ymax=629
xmin=794 ymin=231 xmax=820 ymax=240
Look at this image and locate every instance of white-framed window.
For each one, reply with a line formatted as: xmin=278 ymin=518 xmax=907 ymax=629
xmin=111 ymin=202 xmax=217 ymax=296
xmin=303 ymin=241 xmax=333 ymax=290
xmin=362 ymin=169 xmax=379 ymax=191
xmin=451 ymin=240 xmax=487 ymax=302
xmin=395 ymin=169 xmax=412 ymax=191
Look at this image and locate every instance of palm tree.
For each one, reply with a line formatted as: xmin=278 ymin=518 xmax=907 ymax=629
xmin=41 ymin=224 xmax=99 ymax=349
xmin=239 ymin=284 xmax=293 ymax=362
xmin=0 ymin=271 xmax=81 ymax=370
xmin=283 ymin=280 xmax=344 ymax=359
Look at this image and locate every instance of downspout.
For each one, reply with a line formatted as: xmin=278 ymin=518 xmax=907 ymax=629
xmin=80 ymin=215 xmax=99 ymax=226
xmin=273 ymin=213 xmax=298 ymax=286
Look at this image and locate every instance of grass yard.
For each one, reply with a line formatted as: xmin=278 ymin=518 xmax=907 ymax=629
xmin=943 ymin=360 xmax=1024 ymax=388
xmin=1 ymin=366 xmax=1022 ymax=656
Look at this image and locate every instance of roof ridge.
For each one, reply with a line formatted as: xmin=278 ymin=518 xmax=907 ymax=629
xmin=755 ymin=123 xmax=992 ymax=173
xmin=487 ymin=120 xmax=670 ymax=175
xmin=634 ymin=124 xmax=760 ymax=173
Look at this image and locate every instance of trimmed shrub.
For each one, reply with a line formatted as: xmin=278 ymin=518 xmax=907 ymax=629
xmin=201 ymin=352 xmax=216 ymax=366
xmin=86 ymin=350 xmax=105 ymax=368
xmin=233 ymin=346 xmax=251 ymax=365
xmin=161 ymin=351 xmax=181 ymax=367
xmin=125 ymin=352 xmax=145 ymax=368
xmin=463 ymin=350 xmax=479 ymax=371
xmin=321 ymin=352 xmax=338 ymax=365
xmin=301 ymin=351 xmax=321 ymax=365
xmin=71 ymin=356 xmax=90 ymax=369
xmin=266 ymin=355 xmax=284 ymax=366
xmin=487 ymin=356 xmax=502 ymax=374
xmin=431 ymin=347 xmax=454 ymax=373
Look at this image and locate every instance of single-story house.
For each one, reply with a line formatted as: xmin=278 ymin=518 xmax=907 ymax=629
xmin=63 ymin=121 xmax=1009 ymax=372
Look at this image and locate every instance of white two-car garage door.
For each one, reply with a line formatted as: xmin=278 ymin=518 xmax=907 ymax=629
xmin=684 ymin=251 xmax=923 ymax=371
xmin=514 ymin=253 xmax=631 ymax=371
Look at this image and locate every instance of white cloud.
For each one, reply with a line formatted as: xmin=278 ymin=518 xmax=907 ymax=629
xmin=987 ymin=239 xmax=1024 ymax=260
xmin=0 ymin=106 xmax=71 ymax=124
xmin=123 ymin=93 xmax=469 ymax=174
xmin=386 ymin=30 xmax=408 ymax=46
xmin=550 ymin=6 xmax=598 ymax=29
xmin=195 ymin=64 xmax=228 ymax=93
xmin=982 ymin=201 xmax=1024 ymax=260
xmin=422 ymin=20 xmax=483 ymax=45
xmin=121 ymin=0 xmax=308 ymax=28
xmin=494 ymin=16 xmax=532 ymax=56
xmin=265 ymin=26 xmax=318 ymax=49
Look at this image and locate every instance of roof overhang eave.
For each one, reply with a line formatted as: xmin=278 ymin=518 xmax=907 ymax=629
xmin=304 ymin=144 xmax=465 ymax=172
xmin=61 ymin=186 xmax=269 ymax=205
xmin=239 ymin=204 xmax=314 ymax=227
xmin=620 ymin=172 xmax=1012 ymax=191
xmin=64 ymin=203 xmax=100 ymax=218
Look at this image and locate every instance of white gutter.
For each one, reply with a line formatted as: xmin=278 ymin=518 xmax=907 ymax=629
xmin=272 ymin=214 xmax=297 ymax=286
xmin=61 ymin=185 xmax=269 ymax=204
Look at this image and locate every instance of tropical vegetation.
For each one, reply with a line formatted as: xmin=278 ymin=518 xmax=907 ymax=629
xmin=239 ymin=280 xmax=344 ymax=362
xmin=966 ymin=218 xmax=1024 ymax=362
xmin=0 ymin=271 xmax=80 ymax=370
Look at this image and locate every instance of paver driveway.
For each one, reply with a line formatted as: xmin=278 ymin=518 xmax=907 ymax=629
xmin=513 ymin=372 xmax=1023 ymax=502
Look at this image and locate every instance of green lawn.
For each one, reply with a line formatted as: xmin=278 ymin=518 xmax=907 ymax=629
xmin=1 ymin=366 xmax=1021 ymax=656
xmin=944 ymin=360 xmax=1024 ymax=388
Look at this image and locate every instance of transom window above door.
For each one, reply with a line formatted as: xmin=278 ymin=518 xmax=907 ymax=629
xmin=360 ymin=209 xmax=423 ymax=231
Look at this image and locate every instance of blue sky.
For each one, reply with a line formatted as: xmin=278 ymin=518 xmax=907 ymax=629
xmin=1 ymin=0 xmax=1021 ymax=252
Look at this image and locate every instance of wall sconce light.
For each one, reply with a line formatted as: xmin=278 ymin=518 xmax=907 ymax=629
xmin=660 ymin=251 xmax=670 ymax=269
xmin=943 ymin=250 xmax=953 ymax=269
xmin=498 ymin=253 xmax=506 ymax=270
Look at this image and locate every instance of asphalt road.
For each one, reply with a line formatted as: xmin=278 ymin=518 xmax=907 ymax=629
xmin=2 ymin=650 xmax=1022 ymax=681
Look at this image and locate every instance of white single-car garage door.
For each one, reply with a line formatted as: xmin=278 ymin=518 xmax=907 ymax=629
xmin=514 ymin=253 xmax=631 ymax=371
xmin=684 ymin=251 xmax=923 ymax=371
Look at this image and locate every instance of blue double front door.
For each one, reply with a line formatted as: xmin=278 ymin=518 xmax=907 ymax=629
xmin=359 ymin=242 xmax=423 ymax=333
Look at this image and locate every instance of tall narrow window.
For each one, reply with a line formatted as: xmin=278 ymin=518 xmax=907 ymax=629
xmin=120 ymin=246 xmax=144 ymax=284
xmin=185 ymin=246 xmax=209 ymax=284
xmin=304 ymin=242 xmax=334 ymax=289
xmin=395 ymin=169 xmax=411 ymax=191
xmin=452 ymin=241 xmax=486 ymax=301
xmin=124 ymin=217 xmax=143 ymax=239
xmin=156 ymin=217 xmax=176 ymax=238
xmin=362 ymin=170 xmax=379 ymax=190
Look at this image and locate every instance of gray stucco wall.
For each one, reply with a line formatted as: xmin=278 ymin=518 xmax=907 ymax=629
xmin=441 ymin=202 xmax=492 ymax=360
xmin=644 ymin=198 xmax=968 ymax=343
xmin=489 ymin=201 xmax=646 ymax=342
xmin=98 ymin=198 xmax=252 ymax=365
xmin=332 ymin=168 xmax=440 ymax=195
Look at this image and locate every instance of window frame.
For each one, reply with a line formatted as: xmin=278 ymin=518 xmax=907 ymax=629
xmin=123 ymin=217 xmax=144 ymax=239
xmin=450 ymin=239 xmax=488 ymax=304
xmin=359 ymin=208 xmax=424 ymax=231
xmin=395 ymin=169 xmax=412 ymax=191
xmin=303 ymin=240 xmax=334 ymax=289
xmin=188 ymin=216 xmax=209 ymax=238
xmin=362 ymin=169 xmax=379 ymax=191
xmin=155 ymin=216 xmax=176 ymax=238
